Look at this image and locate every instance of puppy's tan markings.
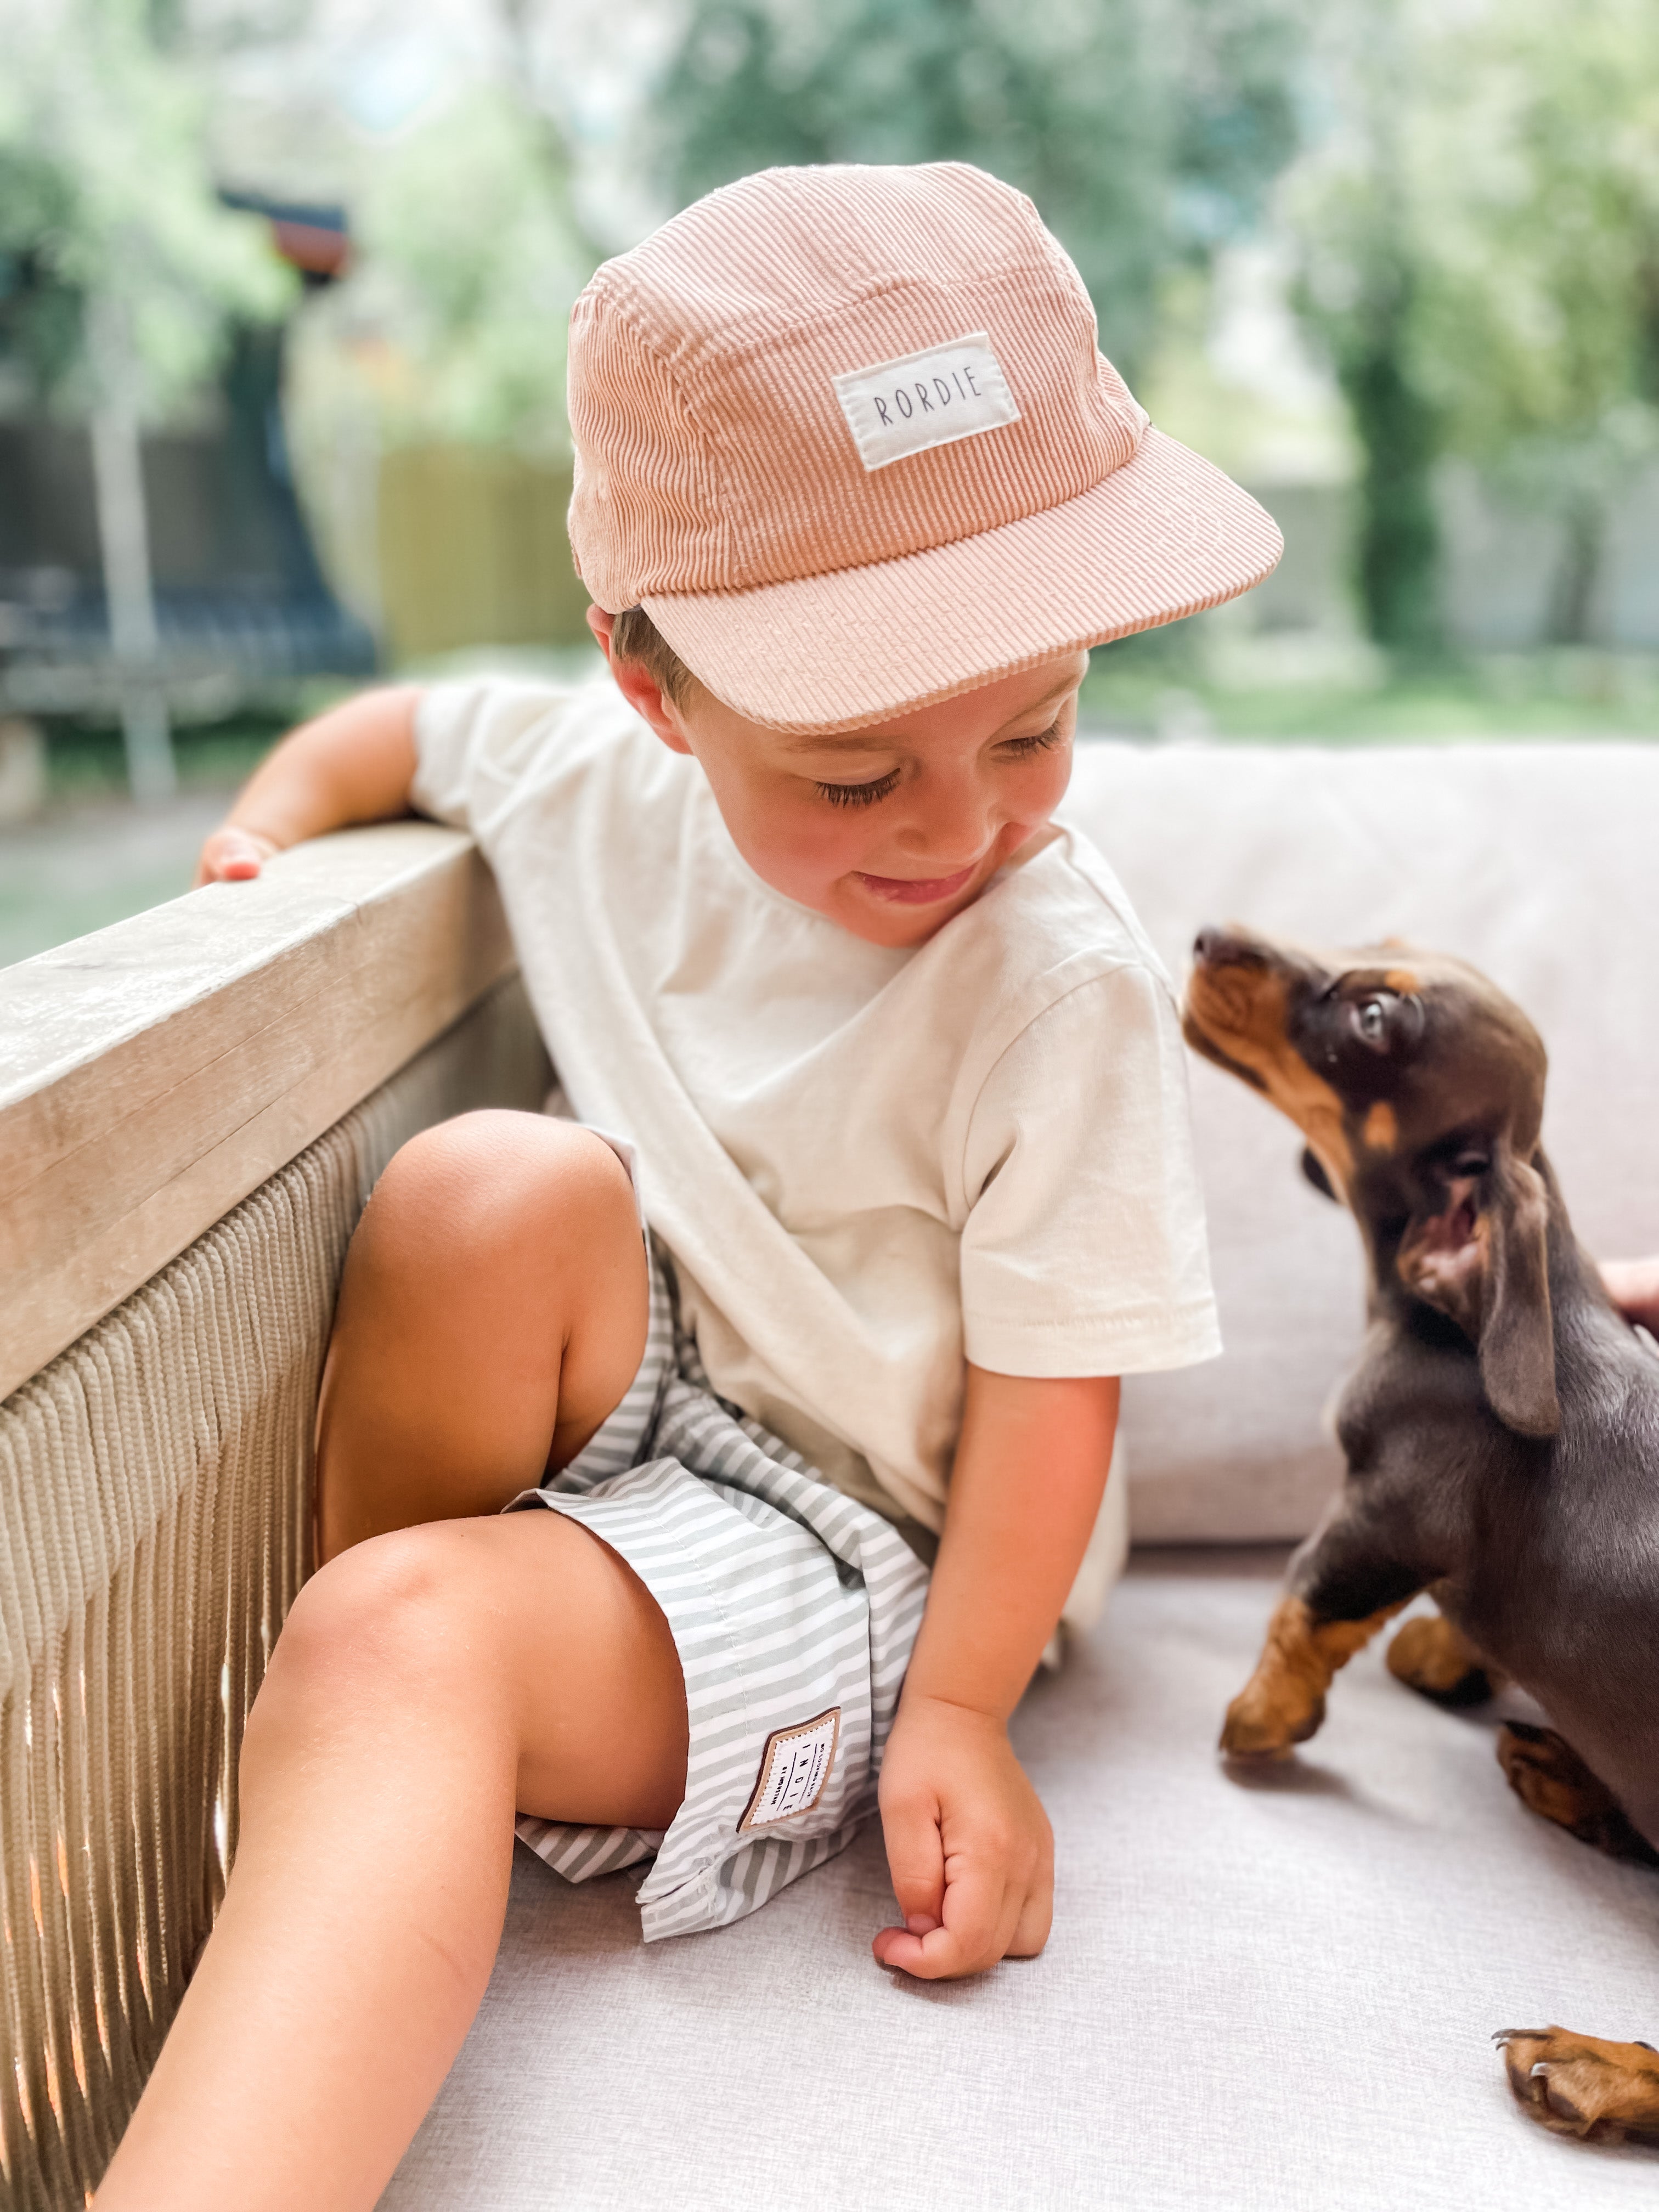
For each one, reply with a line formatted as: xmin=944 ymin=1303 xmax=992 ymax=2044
xmin=1497 ymin=1723 xmax=1659 ymax=1863
xmin=1185 ymin=968 xmax=1356 ymax=1188
xmin=1386 ymin=1610 xmax=1500 ymax=1704
xmin=1362 ymin=1102 xmax=1398 ymax=1153
xmin=1220 ymin=1595 xmax=1406 ymax=1759
xmin=1383 ymin=969 xmax=1420 ymax=994
xmin=1497 ymin=2028 xmax=1659 ymax=2143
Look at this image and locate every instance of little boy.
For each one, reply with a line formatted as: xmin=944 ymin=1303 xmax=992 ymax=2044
xmin=97 ymin=162 xmax=1279 ymax=2210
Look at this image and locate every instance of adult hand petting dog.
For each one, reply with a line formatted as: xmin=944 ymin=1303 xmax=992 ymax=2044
xmin=1602 ymin=1257 xmax=1659 ymax=1334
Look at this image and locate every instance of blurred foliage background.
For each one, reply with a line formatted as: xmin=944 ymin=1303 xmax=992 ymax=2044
xmin=3 ymin=0 xmax=1659 ymax=956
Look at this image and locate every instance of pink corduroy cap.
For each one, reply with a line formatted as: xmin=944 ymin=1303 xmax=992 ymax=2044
xmin=567 ymin=162 xmax=1282 ymax=733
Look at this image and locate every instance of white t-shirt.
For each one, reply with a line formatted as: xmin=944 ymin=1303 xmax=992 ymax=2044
xmin=412 ymin=678 xmax=1220 ymax=1536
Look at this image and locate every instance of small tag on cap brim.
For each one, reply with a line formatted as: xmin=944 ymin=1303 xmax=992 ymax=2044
xmin=834 ymin=334 xmax=1020 ymax=472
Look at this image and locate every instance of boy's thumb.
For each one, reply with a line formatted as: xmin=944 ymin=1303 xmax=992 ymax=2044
xmin=881 ymin=1790 xmax=945 ymax=1932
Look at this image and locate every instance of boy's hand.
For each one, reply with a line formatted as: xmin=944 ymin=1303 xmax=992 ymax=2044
xmin=1602 ymin=1257 xmax=1659 ymax=1336
xmin=872 ymin=1691 xmax=1053 ymax=1979
xmin=189 ymin=686 xmax=422 ymax=889
xmin=195 ymin=824 xmax=281 ymax=885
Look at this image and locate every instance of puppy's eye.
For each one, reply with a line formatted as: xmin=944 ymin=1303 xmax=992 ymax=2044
xmin=1355 ymin=997 xmax=1389 ymax=1046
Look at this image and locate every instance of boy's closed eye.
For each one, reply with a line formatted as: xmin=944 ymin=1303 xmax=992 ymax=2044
xmin=814 ymin=718 xmax=1068 ymax=807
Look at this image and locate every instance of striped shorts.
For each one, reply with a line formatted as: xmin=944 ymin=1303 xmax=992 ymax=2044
xmin=506 ymin=1222 xmax=931 ymax=1942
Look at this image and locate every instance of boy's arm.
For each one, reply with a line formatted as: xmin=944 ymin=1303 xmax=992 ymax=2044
xmin=873 ymin=1364 xmax=1119 ymax=1980
xmin=195 ymin=685 xmax=422 ymax=884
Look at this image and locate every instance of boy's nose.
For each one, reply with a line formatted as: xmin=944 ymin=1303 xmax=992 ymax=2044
xmin=891 ymin=777 xmax=995 ymax=863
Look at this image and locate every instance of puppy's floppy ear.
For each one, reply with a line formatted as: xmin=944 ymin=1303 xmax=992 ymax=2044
xmin=1300 ymin=1147 xmax=1338 ymax=1201
xmin=1397 ymin=1142 xmax=1559 ymax=1438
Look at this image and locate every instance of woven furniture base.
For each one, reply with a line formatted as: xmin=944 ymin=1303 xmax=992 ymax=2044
xmin=0 ymin=978 xmax=548 ymax=2209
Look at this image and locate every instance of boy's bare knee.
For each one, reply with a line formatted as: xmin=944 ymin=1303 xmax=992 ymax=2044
xmin=358 ymin=1111 xmax=635 ymax=1277
xmin=249 ymin=1525 xmax=503 ymax=1758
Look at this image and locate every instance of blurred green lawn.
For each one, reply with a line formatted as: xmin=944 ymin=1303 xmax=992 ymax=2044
xmin=1079 ymin=629 xmax=1659 ymax=740
xmin=0 ymin=717 xmax=298 ymax=969
xmin=1080 ymin=672 xmax=1659 ymax=741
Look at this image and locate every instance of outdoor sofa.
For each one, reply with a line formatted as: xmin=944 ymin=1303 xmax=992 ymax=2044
xmin=3 ymin=731 xmax=1657 ymax=2210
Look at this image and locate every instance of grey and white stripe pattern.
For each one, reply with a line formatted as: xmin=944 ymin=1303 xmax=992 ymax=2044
xmin=510 ymin=1255 xmax=930 ymax=1940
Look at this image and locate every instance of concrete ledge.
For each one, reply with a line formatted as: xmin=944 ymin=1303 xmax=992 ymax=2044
xmin=0 ymin=822 xmax=516 ymax=1400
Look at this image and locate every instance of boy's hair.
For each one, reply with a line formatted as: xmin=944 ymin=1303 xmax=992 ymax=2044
xmin=611 ymin=606 xmax=698 ymax=707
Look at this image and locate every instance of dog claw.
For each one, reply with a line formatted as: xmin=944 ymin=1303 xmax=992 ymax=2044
xmin=1496 ymin=2025 xmax=1659 ymax=2141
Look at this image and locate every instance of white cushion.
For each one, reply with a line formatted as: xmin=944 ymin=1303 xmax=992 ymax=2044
xmin=1062 ymin=740 xmax=1659 ymax=1541
xmin=382 ymin=1553 xmax=1657 ymax=2210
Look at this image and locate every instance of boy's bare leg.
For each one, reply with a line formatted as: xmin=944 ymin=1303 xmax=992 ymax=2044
xmin=94 ymin=1510 xmax=689 ymax=2212
xmin=97 ymin=1106 xmax=672 ymax=2208
xmin=316 ymin=1109 xmax=650 ymax=1556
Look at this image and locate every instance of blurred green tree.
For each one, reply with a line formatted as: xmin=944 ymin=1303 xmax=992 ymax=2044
xmin=650 ymin=0 xmax=1302 ymax=386
xmin=0 ymin=0 xmax=290 ymax=796
xmin=1416 ymin=0 xmax=1659 ymax=645
xmin=331 ymin=85 xmax=592 ymax=458
xmin=1290 ymin=0 xmax=1659 ymax=652
xmin=0 ymin=0 xmax=290 ymax=410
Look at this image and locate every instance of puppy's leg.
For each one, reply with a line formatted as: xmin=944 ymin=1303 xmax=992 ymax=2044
xmin=1497 ymin=1722 xmax=1659 ymax=1865
xmin=1497 ymin=2028 xmax=1659 ymax=2143
xmin=1221 ymin=1496 xmax=1426 ymax=1760
xmin=1386 ymin=1606 xmax=1503 ymax=1707
xmin=1221 ymin=1594 xmax=1409 ymax=1759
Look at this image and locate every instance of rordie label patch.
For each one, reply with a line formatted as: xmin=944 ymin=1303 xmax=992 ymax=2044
xmin=833 ymin=335 xmax=1020 ymax=472
xmin=740 ymin=1708 xmax=842 ymax=1831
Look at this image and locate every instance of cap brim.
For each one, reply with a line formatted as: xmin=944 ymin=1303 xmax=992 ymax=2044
xmin=640 ymin=428 xmax=1283 ymax=734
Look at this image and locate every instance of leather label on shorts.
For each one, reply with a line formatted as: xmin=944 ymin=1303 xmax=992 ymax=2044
xmin=833 ymin=335 xmax=1020 ymax=472
xmin=740 ymin=1707 xmax=842 ymax=1831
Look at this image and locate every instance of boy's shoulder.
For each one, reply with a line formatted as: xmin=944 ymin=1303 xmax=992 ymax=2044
xmin=956 ymin=815 xmax=1175 ymax=1010
xmin=417 ymin=673 xmax=647 ymax=770
xmin=412 ymin=674 xmax=674 ymax=836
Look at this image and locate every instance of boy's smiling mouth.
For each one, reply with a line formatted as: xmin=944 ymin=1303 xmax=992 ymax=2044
xmin=854 ymin=862 xmax=981 ymax=906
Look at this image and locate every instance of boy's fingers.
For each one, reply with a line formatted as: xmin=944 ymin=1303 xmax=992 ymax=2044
xmin=875 ymin=1858 xmax=1013 ymax=1980
xmin=878 ymin=1788 xmax=945 ymax=1935
xmin=1007 ymin=1875 xmax=1053 ymax=1959
xmin=195 ymin=827 xmax=276 ymax=885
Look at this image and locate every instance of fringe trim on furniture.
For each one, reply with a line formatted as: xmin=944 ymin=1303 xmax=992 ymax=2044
xmin=0 ymin=980 xmax=548 ymax=2209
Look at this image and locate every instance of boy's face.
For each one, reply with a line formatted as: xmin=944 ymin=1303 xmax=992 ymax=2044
xmin=590 ymin=614 xmax=1087 ymax=949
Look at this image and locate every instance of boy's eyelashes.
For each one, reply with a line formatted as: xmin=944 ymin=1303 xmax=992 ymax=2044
xmin=811 ymin=720 xmax=1067 ymax=808
xmin=816 ymin=768 xmax=901 ymax=808
xmin=999 ymin=718 xmax=1067 ymax=760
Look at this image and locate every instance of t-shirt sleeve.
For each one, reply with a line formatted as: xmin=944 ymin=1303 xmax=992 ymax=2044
xmin=409 ymin=678 xmax=582 ymax=837
xmin=959 ymin=960 xmax=1221 ymax=1378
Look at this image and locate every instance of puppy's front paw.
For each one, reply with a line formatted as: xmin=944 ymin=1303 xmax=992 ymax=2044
xmin=1496 ymin=2027 xmax=1659 ymax=2142
xmin=1219 ymin=1675 xmax=1324 ymax=1761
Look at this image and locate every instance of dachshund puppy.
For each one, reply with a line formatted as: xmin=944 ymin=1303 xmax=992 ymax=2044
xmin=1183 ymin=925 xmax=1659 ymax=2146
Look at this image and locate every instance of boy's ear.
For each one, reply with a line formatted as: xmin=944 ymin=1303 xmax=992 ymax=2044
xmin=587 ymin=605 xmax=692 ymax=755
xmin=1396 ymin=1142 xmax=1559 ymax=1438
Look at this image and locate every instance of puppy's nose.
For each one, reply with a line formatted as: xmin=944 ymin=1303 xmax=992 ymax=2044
xmin=1192 ymin=926 xmax=1262 ymax=969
